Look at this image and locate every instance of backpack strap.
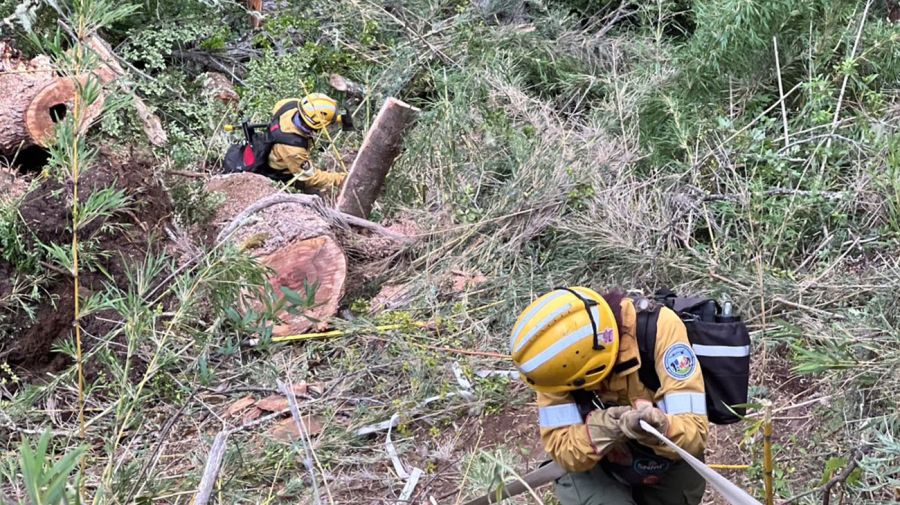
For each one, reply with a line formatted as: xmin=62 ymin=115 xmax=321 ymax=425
xmin=267 ymin=100 xmax=312 ymax=149
xmin=268 ymin=124 xmax=310 ymax=149
xmin=635 ymin=307 xmax=662 ymax=392
xmin=272 ymin=99 xmax=302 ymax=119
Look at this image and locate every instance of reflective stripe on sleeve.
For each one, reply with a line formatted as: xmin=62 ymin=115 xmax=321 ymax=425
xmin=692 ymin=344 xmax=750 ymax=357
xmin=658 ymin=392 xmax=707 ymax=416
xmin=538 ymin=403 xmax=583 ymax=428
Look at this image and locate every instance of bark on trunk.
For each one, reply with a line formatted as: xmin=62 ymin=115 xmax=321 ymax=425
xmin=336 ymin=97 xmax=420 ymax=219
xmin=207 ymin=173 xmax=347 ymax=335
xmin=0 ymin=42 xmax=105 ymax=156
xmin=248 ymin=0 xmax=263 ymax=29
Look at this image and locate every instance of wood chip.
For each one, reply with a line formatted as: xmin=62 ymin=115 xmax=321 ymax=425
xmin=242 ymin=407 xmax=264 ymax=424
xmin=254 ymin=384 xmax=317 ymax=412
xmin=225 ymin=395 xmax=256 ymax=417
xmin=255 ymin=395 xmax=289 ymax=413
xmin=268 ymin=415 xmax=324 ymax=442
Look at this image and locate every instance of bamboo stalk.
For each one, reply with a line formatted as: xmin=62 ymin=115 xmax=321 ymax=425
xmin=763 ymin=405 xmax=775 ymax=505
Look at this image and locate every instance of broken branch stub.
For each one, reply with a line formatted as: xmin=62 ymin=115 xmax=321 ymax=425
xmin=337 ymin=97 xmax=420 ymax=219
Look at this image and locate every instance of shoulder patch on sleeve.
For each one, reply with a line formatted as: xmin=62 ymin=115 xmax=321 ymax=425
xmin=662 ymin=343 xmax=697 ymax=380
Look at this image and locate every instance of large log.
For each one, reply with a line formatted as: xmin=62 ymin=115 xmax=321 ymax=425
xmin=207 ymin=173 xmax=347 ymax=335
xmin=0 ymin=42 xmax=105 ymax=156
xmin=336 ymin=97 xmax=420 ymax=219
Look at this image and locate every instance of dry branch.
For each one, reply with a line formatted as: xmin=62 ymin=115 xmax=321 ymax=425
xmin=193 ymin=431 xmax=229 ymax=505
xmin=84 ymin=35 xmax=168 ymax=147
xmin=337 ymin=97 xmax=420 ymax=219
xmin=218 ymin=193 xmax=412 ymax=243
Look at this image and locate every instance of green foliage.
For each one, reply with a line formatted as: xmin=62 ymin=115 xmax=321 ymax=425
xmin=240 ymin=43 xmax=364 ymax=116
xmin=169 ymin=179 xmax=225 ymax=229
xmin=10 ymin=431 xmax=85 ymax=505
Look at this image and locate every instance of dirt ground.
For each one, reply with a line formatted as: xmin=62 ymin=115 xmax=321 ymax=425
xmin=0 ymin=150 xmax=173 ymax=376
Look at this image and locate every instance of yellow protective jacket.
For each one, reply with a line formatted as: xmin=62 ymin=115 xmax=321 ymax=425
xmin=267 ymin=99 xmax=346 ymax=189
xmin=538 ymin=298 xmax=708 ymax=472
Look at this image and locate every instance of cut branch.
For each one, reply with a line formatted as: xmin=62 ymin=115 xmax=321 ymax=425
xmin=84 ymin=35 xmax=168 ymax=147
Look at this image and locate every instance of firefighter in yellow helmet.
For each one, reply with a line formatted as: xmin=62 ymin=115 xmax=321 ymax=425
xmin=510 ymin=288 xmax=708 ymax=505
xmin=266 ymin=93 xmax=353 ymax=190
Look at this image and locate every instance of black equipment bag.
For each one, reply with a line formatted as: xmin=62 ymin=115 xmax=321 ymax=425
xmin=222 ymin=101 xmax=310 ymax=175
xmin=635 ymin=290 xmax=751 ymax=425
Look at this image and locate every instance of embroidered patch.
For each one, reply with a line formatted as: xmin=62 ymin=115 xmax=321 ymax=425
xmin=663 ymin=343 xmax=697 ymax=380
xmin=600 ymin=328 xmax=615 ymax=344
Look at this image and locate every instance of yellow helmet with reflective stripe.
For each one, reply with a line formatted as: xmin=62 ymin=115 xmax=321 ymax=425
xmin=510 ymin=287 xmax=620 ymax=394
xmin=299 ymin=93 xmax=337 ymax=130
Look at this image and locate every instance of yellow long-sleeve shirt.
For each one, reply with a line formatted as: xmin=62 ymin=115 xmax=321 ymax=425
xmin=267 ymin=99 xmax=345 ymax=189
xmin=537 ymin=298 xmax=708 ymax=473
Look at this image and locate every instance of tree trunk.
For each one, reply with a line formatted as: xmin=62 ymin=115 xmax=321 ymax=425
xmin=207 ymin=173 xmax=347 ymax=335
xmin=0 ymin=42 xmax=105 ymax=156
xmin=248 ymin=0 xmax=263 ymax=29
xmin=336 ymin=97 xmax=420 ymax=219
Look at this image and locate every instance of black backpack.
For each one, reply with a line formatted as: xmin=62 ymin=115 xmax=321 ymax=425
xmin=223 ymin=101 xmax=310 ymax=174
xmin=634 ymin=290 xmax=751 ymax=425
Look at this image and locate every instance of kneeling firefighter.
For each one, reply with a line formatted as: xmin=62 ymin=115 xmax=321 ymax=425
xmin=223 ymin=93 xmax=353 ymax=191
xmin=510 ymin=288 xmax=708 ymax=505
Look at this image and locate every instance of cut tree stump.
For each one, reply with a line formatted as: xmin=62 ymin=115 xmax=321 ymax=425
xmin=0 ymin=42 xmax=105 ymax=156
xmin=336 ymin=97 xmax=420 ymax=219
xmin=207 ymin=173 xmax=347 ymax=335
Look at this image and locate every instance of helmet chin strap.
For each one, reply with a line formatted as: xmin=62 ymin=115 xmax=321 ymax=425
xmin=292 ymin=112 xmax=314 ymax=135
xmin=554 ymin=287 xmax=603 ymax=351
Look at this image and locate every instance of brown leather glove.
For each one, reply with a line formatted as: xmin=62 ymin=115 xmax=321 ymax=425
xmin=585 ymin=406 xmax=631 ymax=456
xmin=618 ymin=403 xmax=669 ymax=446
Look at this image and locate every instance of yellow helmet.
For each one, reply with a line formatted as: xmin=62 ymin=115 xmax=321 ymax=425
xmin=299 ymin=93 xmax=337 ymax=130
xmin=510 ymin=287 xmax=620 ymax=394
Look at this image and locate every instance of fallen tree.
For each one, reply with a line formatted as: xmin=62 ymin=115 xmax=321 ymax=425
xmin=207 ymin=173 xmax=410 ymax=336
xmin=0 ymin=42 xmax=105 ymax=156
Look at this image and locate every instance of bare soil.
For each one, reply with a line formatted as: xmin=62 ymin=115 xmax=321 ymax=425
xmin=0 ymin=150 xmax=173 ymax=376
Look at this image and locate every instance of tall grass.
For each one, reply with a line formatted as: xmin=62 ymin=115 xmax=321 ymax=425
xmin=0 ymin=0 xmax=898 ymax=502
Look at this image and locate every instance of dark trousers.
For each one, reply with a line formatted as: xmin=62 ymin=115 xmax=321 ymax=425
xmin=555 ymin=461 xmax=705 ymax=505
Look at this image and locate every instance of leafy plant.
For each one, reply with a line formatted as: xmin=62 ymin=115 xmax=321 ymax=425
xmin=14 ymin=431 xmax=85 ymax=505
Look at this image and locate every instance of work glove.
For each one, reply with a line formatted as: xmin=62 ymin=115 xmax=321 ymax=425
xmin=585 ymin=406 xmax=631 ymax=456
xmin=305 ymin=170 xmax=347 ymax=189
xmin=618 ymin=403 xmax=669 ymax=447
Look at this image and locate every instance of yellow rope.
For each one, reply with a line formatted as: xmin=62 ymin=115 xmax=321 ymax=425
xmin=763 ymin=405 xmax=775 ymax=505
xmin=708 ymin=464 xmax=751 ymax=470
xmin=271 ymin=321 xmax=429 ymax=343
